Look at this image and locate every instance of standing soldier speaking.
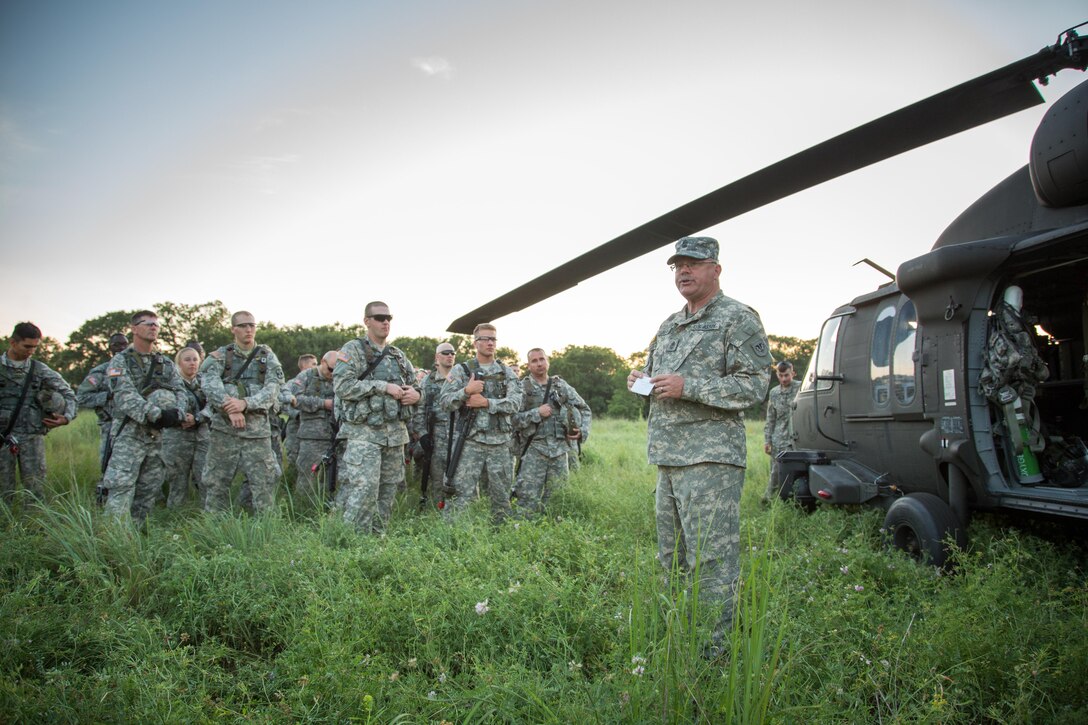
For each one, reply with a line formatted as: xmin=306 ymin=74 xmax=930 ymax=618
xmin=439 ymin=324 xmax=522 ymax=522
xmin=763 ymin=360 xmax=802 ymax=502
xmin=199 ymin=311 xmax=285 ymax=514
xmin=1 ymin=322 xmax=77 ymax=505
xmin=628 ymin=236 xmax=771 ymax=658
xmin=333 ymin=302 xmax=419 ymax=533
xmin=512 ymin=348 xmax=591 ymax=516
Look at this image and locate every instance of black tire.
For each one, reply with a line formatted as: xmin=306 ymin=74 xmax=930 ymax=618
xmin=788 ymin=474 xmax=817 ymax=513
xmin=882 ymin=493 xmax=967 ymax=568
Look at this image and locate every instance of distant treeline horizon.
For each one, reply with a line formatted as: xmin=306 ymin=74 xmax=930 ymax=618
xmin=24 ymin=300 xmax=815 ymax=419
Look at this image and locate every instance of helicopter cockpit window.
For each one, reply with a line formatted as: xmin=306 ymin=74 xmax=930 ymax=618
xmin=892 ymin=301 xmax=918 ymax=405
xmin=802 ymin=315 xmax=842 ymax=393
xmin=870 ymin=303 xmax=896 ymax=407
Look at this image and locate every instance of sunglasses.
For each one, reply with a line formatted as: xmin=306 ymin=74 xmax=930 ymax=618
xmin=370 ymin=314 xmax=393 ymax=322
xmin=438 ymin=350 xmax=455 ymax=355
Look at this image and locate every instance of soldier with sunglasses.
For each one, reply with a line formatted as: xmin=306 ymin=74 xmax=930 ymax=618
xmin=333 ymin=302 xmax=420 ymax=533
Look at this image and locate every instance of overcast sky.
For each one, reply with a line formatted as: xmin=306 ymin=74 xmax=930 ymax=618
xmin=2 ymin=0 xmax=1085 ymax=362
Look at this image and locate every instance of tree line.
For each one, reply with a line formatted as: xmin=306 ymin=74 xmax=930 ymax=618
xmin=31 ymin=300 xmax=813 ymax=420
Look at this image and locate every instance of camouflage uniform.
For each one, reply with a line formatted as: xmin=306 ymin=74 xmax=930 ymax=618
xmin=0 ymin=354 xmax=77 ymax=503
xmin=763 ymin=379 xmax=802 ymax=500
xmin=644 ymin=289 xmax=771 ymax=636
xmin=412 ymin=368 xmax=453 ymax=508
xmin=76 ymin=361 xmax=115 ymax=467
xmin=162 ymin=376 xmax=211 ymax=509
xmin=281 ymin=380 xmax=303 ymax=468
xmin=512 ymin=375 xmax=591 ymax=516
xmin=199 ymin=343 xmax=284 ymax=514
xmin=439 ymin=360 xmax=522 ymax=521
xmin=332 ymin=338 xmax=417 ymax=533
xmin=285 ymin=367 xmax=337 ymax=499
xmin=100 ymin=348 xmax=186 ymax=519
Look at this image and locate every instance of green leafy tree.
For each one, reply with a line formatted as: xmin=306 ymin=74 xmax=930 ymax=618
xmin=49 ymin=309 xmax=136 ymax=385
xmin=547 ymin=345 xmax=632 ymax=418
xmin=154 ymin=300 xmax=232 ymax=354
xmin=768 ymin=334 xmax=816 ymax=378
xmin=258 ymin=323 xmax=364 ymax=379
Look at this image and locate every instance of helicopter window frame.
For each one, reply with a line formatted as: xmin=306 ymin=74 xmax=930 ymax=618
xmin=870 ymin=303 xmax=896 ymax=408
xmin=891 ymin=300 xmax=918 ymax=406
xmin=802 ymin=315 xmax=843 ymax=393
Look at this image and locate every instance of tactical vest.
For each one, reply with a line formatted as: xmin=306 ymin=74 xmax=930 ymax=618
xmin=294 ymin=368 xmax=336 ymax=437
xmin=462 ymin=359 xmax=510 ymax=431
xmin=523 ymin=375 xmax=579 ymax=439
xmin=222 ymin=343 xmax=269 ymax=396
xmin=120 ymin=350 xmax=174 ymax=394
xmin=182 ymin=378 xmax=207 ymax=419
xmin=0 ymin=360 xmax=45 ymax=434
xmin=357 ymin=340 xmax=414 ymax=426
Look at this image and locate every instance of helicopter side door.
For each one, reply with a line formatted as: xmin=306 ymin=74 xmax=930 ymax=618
xmin=795 ymin=311 xmax=849 ymax=450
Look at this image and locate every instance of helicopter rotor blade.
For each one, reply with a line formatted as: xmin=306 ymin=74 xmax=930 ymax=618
xmin=448 ymin=31 xmax=1088 ymax=334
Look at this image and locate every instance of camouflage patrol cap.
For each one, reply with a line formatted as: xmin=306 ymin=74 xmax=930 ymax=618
xmin=667 ymin=236 xmax=719 ymax=265
xmin=37 ymin=390 xmax=67 ymax=416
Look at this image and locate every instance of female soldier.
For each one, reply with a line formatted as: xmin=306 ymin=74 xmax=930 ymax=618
xmin=163 ymin=346 xmax=211 ymax=508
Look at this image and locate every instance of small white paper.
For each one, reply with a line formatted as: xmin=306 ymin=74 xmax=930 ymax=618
xmin=631 ymin=376 xmax=654 ymax=396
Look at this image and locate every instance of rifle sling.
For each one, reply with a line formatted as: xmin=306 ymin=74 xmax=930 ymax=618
xmin=227 ymin=345 xmax=261 ymax=385
xmin=2 ymin=360 xmax=38 ymax=440
xmin=519 ymin=376 xmax=554 ymax=458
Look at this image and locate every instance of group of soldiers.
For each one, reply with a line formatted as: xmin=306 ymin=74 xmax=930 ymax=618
xmin=4 ymin=234 xmax=799 ymax=661
xmin=0 ymin=303 xmax=592 ymax=532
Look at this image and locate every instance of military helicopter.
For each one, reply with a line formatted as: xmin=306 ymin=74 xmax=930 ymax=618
xmin=449 ymin=25 xmax=1088 ymax=565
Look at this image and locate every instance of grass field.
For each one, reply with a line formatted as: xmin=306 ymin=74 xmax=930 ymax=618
xmin=1 ymin=413 xmax=1086 ymax=723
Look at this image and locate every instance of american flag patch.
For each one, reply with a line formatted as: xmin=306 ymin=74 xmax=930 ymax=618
xmin=337 ymin=351 xmax=350 ymax=363
xmin=107 ymin=367 xmax=123 ymax=377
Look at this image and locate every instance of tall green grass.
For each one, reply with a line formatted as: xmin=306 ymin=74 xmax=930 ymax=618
xmin=0 ymin=412 xmax=1085 ymax=722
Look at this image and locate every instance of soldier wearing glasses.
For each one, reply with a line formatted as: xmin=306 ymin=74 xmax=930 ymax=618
xmin=627 ymin=236 xmax=771 ymax=658
xmin=332 ymin=302 xmax=419 ymax=533
xmin=411 ymin=342 xmax=458 ymax=509
xmin=439 ymin=324 xmax=522 ymax=522
xmin=101 ymin=311 xmax=188 ymax=519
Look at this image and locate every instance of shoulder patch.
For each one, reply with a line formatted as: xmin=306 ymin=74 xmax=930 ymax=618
xmin=87 ymin=375 xmax=98 ymax=385
xmin=107 ymin=367 xmax=123 ymax=377
xmin=337 ymin=351 xmax=350 ymax=363
xmin=210 ymin=351 xmax=224 ymax=360
xmin=752 ymin=339 xmax=769 ymax=358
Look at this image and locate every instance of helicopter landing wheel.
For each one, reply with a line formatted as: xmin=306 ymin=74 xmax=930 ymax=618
xmin=882 ymin=493 xmax=967 ymax=568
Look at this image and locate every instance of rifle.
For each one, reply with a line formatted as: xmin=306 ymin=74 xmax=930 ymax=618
xmin=515 ymin=376 xmax=554 ymax=476
xmin=2 ymin=360 xmax=36 ymax=458
xmin=312 ymin=419 xmax=341 ymax=497
xmin=565 ymin=399 xmax=583 ymax=460
xmin=2 ymin=432 xmax=19 ymax=458
xmin=417 ymin=404 xmax=436 ymax=507
xmin=441 ymin=407 xmax=477 ymax=498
